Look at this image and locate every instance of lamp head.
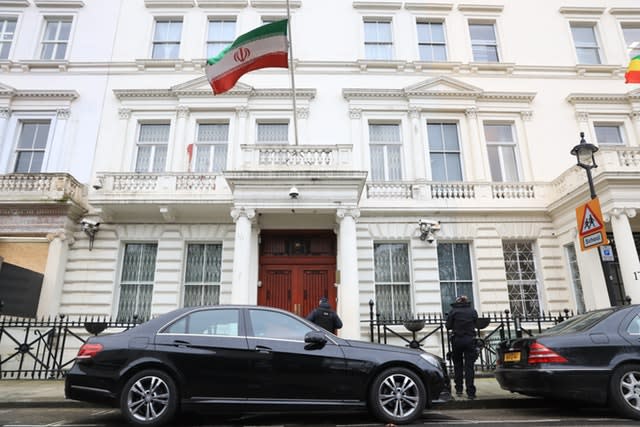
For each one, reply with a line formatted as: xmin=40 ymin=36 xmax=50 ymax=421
xmin=570 ymin=132 xmax=599 ymax=169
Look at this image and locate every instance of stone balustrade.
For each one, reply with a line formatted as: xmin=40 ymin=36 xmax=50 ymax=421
xmin=0 ymin=173 xmax=85 ymax=206
xmin=96 ymin=173 xmax=219 ymax=194
xmin=241 ymin=144 xmax=352 ymax=170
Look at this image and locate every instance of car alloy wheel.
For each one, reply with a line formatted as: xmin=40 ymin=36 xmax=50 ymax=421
xmin=369 ymin=367 xmax=426 ymax=424
xmin=120 ymin=369 xmax=178 ymax=427
xmin=610 ymin=364 xmax=640 ymax=420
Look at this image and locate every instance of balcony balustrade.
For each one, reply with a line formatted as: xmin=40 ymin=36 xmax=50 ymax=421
xmin=0 ymin=173 xmax=86 ymax=207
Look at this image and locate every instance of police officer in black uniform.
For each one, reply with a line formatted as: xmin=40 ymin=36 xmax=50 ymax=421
xmin=306 ymin=297 xmax=343 ymax=334
xmin=445 ymin=295 xmax=478 ymax=399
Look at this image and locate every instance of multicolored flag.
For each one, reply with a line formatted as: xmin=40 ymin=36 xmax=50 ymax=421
xmin=625 ymin=55 xmax=640 ymax=83
xmin=205 ymin=19 xmax=288 ymax=95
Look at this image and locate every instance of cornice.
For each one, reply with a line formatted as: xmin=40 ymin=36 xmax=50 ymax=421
xmin=250 ymin=0 xmax=300 ymax=8
xmin=353 ymin=1 xmax=402 ymax=11
xmin=404 ymin=2 xmax=452 ymax=12
xmin=144 ymin=0 xmax=195 ymax=8
xmin=197 ymin=0 xmax=247 ymax=7
xmin=343 ymin=87 xmax=534 ymax=103
xmin=457 ymin=4 xmax=504 ymax=14
xmin=559 ymin=7 xmax=605 ymax=16
xmin=566 ymin=93 xmax=631 ymax=105
xmin=34 ymin=0 xmax=84 ymax=7
xmin=0 ymin=0 xmax=29 ymax=6
xmin=0 ymin=89 xmax=79 ymax=100
xmin=609 ymin=8 xmax=640 ymax=16
xmin=114 ymin=87 xmax=316 ymax=100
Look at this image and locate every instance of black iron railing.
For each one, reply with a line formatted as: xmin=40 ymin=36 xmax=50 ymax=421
xmin=0 ymin=315 xmax=138 ymax=379
xmin=364 ymin=300 xmax=574 ymax=372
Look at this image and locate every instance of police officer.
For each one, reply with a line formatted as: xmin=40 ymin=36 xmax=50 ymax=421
xmin=306 ymin=297 xmax=343 ymax=334
xmin=445 ymin=295 xmax=478 ymax=399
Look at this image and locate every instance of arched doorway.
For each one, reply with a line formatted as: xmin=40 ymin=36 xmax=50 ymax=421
xmin=258 ymin=230 xmax=337 ymax=317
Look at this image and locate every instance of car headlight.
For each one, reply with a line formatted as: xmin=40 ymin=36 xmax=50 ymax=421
xmin=420 ymin=353 xmax=441 ymax=370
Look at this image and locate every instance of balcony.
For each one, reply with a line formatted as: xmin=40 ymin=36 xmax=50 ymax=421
xmin=240 ymin=144 xmax=353 ymax=171
xmin=0 ymin=173 xmax=86 ymax=208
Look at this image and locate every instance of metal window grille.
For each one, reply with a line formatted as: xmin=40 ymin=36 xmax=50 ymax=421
xmin=369 ymin=124 xmax=402 ymax=181
xmin=374 ymin=243 xmax=411 ymax=319
xmin=152 ymin=20 xmax=182 ymax=59
xmin=117 ymin=243 xmax=157 ymax=321
xmin=257 ymin=122 xmax=288 ymax=143
xmin=184 ymin=243 xmax=222 ymax=307
xmin=364 ymin=20 xmax=393 ymax=60
xmin=14 ymin=121 xmax=50 ymax=173
xmin=437 ymin=242 xmax=473 ymax=312
xmin=428 ymin=123 xmax=462 ymax=181
xmin=503 ymin=241 xmax=540 ymax=317
xmin=40 ymin=18 xmax=71 ymax=60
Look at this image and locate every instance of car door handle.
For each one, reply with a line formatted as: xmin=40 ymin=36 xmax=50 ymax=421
xmin=173 ymin=339 xmax=191 ymax=347
xmin=255 ymin=345 xmax=272 ymax=354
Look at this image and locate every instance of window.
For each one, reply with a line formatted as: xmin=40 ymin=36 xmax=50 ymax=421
xmin=484 ymin=123 xmax=519 ymax=182
xmin=627 ymin=315 xmax=640 ymax=335
xmin=622 ymin=24 xmax=640 ymax=58
xmin=152 ymin=19 xmax=182 ymax=59
xmin=503 ymin=241 xmax=540 ymax=317
xmin=438 ymin=243 xmax=473 ymax=313
xmin=14 ymin=121 xmax=50 ymax=173
xmin=249 ymin=309 xmax=313 ymax=340
xmin=374 ymin=243 xmax=411 ymax=319
xmin=194 ymin=123 xmax=228 ymax=172
xmin=564 ymin=243 xmax=585 ymax=314
xmin=570 ymin=23 xmax=601 ymax=64
xmin=163 ymin=309 xmax=239 ymax=336
xmin=469 ymin=22 xmax=498 ymax=62
xmin=207 ymin=19 xmax=235 ymax=58
xmin=0 ymin=18 xmax=16 ymax=59
xmin=428 ymin=123 xmax=462 ymax=181
xmin=135 ymin=124 xmax=169 ymax=172
xmin=257 ymin=122 xmax=288 ymax=144
xmin=117 ymin=243 xmax=157 ymax=322
xmin=417 ymin=21 xmax=446 ymax=61
xmin=364 ymin=20 xmax=392 ymax=60
xmin=184 ymin=243 xmax=222 ymax=307
xmin=40 ymin=18 xmax=71 ymax=60
xmin=369 ymin=123 xmax=402 ymax=181
xmin=594 ymin=123 xmax=624 ymax=145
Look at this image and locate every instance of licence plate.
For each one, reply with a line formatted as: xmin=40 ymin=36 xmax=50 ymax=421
xmin=504 ymin=351 xmax=521 ymax=362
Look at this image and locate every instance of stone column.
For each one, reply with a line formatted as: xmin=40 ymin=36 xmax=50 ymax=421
xmin=336 ymin=208 xmax=360 ymax=339
xmin=608 ymin=208 xmax=640 ymax=304
xmin=349 ymin=108 xmax=364 ymax=170
xmin=37 ymin=231 xmax=74 ymax=318
xmin=233 ymin=106 xmax=248 ymax=169
xmin=409 ymin=106 xmax=426 ymax=180
xmin=0 ymin=107 xmax=10 ymax=167
xmin=230 ymin=207 xmax=256 ymax=304
xmin=172 ymin=105 xmax=189 ymax=172
xmin=46 ymin=109 xmax=70 ymax=171
xmin=116 ymin=108 xmax=132 ymax=170
xmin=464 ymin=108 xmax=487 ymax=180
xmin=631 ymin=111 xmax=640 ymax=145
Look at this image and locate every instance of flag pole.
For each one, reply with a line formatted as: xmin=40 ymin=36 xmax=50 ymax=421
xmin=286 ymin=0 xmax=299 ymax=145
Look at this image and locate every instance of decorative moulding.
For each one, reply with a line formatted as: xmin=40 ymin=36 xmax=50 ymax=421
xmin=404 ymin=2 xmax=453 ymax=12
xmin=0 ymin=0 xmax=29 ymax=6
xmin=457 ymin=4 xmax=504 ymax=14
xmin=352 ymin=1 xmax=402 ymax=11
xmin=144 ymin=0 xmax=195 ymax=8
xmin=34 ymin=0 xmax=84 ymax=7
xmin=609 ymin=8 xmax=640 ymax=16
xmin=559 ymin=7 xmax=605 ymax=16
xmin=197 ymin=0 xmax=247 ymax=7
xmin=250 ymin=0 xmax=300 ymax=8
xmin=566 ymin=93 xmax=632 ymax=105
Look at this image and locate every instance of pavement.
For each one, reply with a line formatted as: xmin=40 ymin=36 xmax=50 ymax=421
xmin=0 ymin=375 xmax=540 ymax=410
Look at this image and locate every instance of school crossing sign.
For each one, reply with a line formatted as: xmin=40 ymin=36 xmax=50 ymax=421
xmin=575 ymin=197 xmax=607 ymax=251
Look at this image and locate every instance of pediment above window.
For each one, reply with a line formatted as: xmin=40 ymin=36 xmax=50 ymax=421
xmin=404 ymin=76 xmax=483 ymax=96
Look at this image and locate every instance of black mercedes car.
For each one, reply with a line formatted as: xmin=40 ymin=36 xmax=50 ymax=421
xmin=495 ymin=304 xmax=640 ymax=420
xmin=65 ymin=305 xmax=449 ymax=426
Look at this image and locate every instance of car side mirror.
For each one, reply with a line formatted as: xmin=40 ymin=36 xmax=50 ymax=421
xmin=304 ymin=330 xmax=327 ymax=350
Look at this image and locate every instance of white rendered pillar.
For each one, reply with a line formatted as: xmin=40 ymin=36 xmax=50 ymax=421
xmin=230 ymin=207 xmax=255 ymax=304
xmin=409 ymin=106 xmax=427 ymax=180
xmin=608 ymin=208 xmax=640 ymax=304
xmin=336 ymin=208 xmax=360 ymax=340
xmin=37 ymin=232 xmax=74 ymax=318
xmin=464 ymin=108 xmax=487 ymax=180
xmin=171 ymin=105 xmax=189 ymax=171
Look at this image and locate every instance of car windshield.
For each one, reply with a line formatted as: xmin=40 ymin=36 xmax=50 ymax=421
xmin=538 ymin=308 xmax=615 ymax=336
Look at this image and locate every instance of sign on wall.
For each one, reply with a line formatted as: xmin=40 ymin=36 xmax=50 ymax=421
xmin=576 ymin=197 xmax=607 ymax=251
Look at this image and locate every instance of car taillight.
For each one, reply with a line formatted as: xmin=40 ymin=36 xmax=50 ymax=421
xmin=527 ymin=341 xmax=567 ymax=364
xmin=77 ymin=343 xmax=103 ymax=360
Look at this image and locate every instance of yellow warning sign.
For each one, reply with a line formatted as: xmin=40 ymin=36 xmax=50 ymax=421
xmin=576 ymin=197 xmax=607 ymax=251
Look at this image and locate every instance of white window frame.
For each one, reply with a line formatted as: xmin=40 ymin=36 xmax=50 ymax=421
xmin=502 ymin=240 xmax=542 ymax=317
xmin=1 ymin=112 xmax=58 ymax=174
xmin=116 ymin=242 xmax=158 ymax=322
xmin=151 ymin=17 xmax=183 ymax=59
xmin=183 ymin=242 xmax=223 ymax=307
xmin=416 ymin=20 xmax=447 ymax=62
xmin=40 ymin=16 xmax=73 ymax=60
xmin=437 ymin=242 xmax=475 ymax=313
xmin=468 ymin=20 xmax=499 ymax=62
xmin=0 ymin=16 xmax=17 ymax=60
xmin=570 ymin=21 xmax=603 ymax=65
xmin=484 ymin=122 xmax=521 ymax=182
xmin=206 ymin=18 xmax=235 ymax=59
xmin=135 ymin=122 xmax=170 ymax=173
xmin=427 ymin=121 xmax=463 ymax=182
xmin=13 ymin=120 xmax=51 ymax=173
xmin=368 ymin=122 xmax=403 ymax=182
xmin=621 ymin=22 xmax=640 ymax=58
xmin=363 ymin=18 xmax=393 ymax=60
xmin=373 ymin=242 xmax=412 ymax=319
xmin=193 ymin=122 xmax=229 ymax=173
xmin=593 ymin=122 xmax=626 ymax=146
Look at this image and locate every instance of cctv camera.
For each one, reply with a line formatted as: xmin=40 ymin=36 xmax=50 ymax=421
xmin=289 ymin=186 xmax=299 ymax=199
xmin=81 ymin=219 xmax=99 ymax=228
xmin=426 ymin=232 xmax=435 ymax=244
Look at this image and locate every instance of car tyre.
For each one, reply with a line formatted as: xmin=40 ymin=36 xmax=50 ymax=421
xmin=120 ymin=369 xmax=178 ymax=427
xmin=368 ymin=367 xmax=426 ymax=425
xmin=610 ymin=364 xmax=640 ymax=420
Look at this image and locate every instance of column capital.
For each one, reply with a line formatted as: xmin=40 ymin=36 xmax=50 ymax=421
xmin=296 ymin=107 xmax=309 ymax=119
xmin=0 ymin=107 xmax=10 ymax=119
xmin=606 ymin=207 xmax=637 ymax=221
xmin=336 ymin=208 xmax=360 ymax=221
xmin=520 ymin=110 xmax=533 ymax=121
xmin=176 ymin=105 xmax=190 ymax=118
xmin=349 ymin=108 xmax=362 ymax=120
xmin=236 ymin=106 xmax=249 ymax=118
xmin=631 ymin=110 xmax=640 ymax=122
xmin=231 ymin=207 xmax=256 ymax=222
xmin=408 ymin=106 xmax=421 ymax=119
xmin=465 ymin=108 xmax=477 ymax=119
xmin=118 ymin=108 xmax=132 ymax=120
xmin=46 ymin=231 xmax=75 ymax=246
xmin=575 ymin=111 xmax=589 ymax=122
xmin=57 ymin=108 xmax=71 ymax=120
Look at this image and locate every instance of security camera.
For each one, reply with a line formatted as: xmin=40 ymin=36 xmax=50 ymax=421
xmin=289 ymin=186 xmax=299 ymax=199
xmin=418 ymin=219 xmax=440 ymax=229
xmin=426 ymin=232 xmax=436 ymax=244
xmin=81 ymin=219 xmax=100 ymax=229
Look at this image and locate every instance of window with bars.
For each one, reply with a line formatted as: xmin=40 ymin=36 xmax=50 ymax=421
xmin=374 ymin=243 xmax=411 ymax=319
xmin=14 ymin=121 xmax=50 ymax=173
xmin=152 ymin=19 xmax=182 ymax=59
xmin=364 ymin=20 xmax=393 ymax=60
xmin=117 ymin=243 xmax=157 ymax=322
xmin=594 ymin=123 xmax=624 ymax=145
xmin=469 ymin=22 xmax=499 ymax=62
xmin=257 ymin=122 xmax=288 ymax=144
xmin=135 ymin=124 xmax=169 ymax=172
xmin=417 ymin=21 xmax=446 ymax=61
xmin=484 ymin=123 xmax=519 ymax=182
xmin=207 ymin=19 xmax=235 ymax=58
xmin=0 ymin=18 xmax=16 ymax=59
xmin=503 ymin=241 xmax=540 ymax=317
xmin=40 ymin=18 xmax=71 ymax=60
xmin=564 ymin=243 xmax=586 ymax=314
xmin=622 ymin=24 xmax=640 ymax=58
xmin=184 ymin=243 xmax=222 ymax=307
xmin=438 ymin=243 xmax=474 ymax=313
xmin=428 ymin=123 xmax=462 ymax=181
xmin=570 ymin=23 xmax=601 ymax=64
xmin=194 ymin=123 xmax=228 ymax=172
xmin=369 ymin=123 xmax=402 ymax=181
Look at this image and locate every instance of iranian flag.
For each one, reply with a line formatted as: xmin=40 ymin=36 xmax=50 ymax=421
xmin=206 ymin=19 xmax=288 ymax=95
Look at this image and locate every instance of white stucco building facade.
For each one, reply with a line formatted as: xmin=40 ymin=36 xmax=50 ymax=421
xmin=1 ymin=0 xmax=639 ymax=340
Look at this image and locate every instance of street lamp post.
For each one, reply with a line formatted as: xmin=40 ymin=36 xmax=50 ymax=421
xmin=570 ymin=132 xmax=599 ymax=200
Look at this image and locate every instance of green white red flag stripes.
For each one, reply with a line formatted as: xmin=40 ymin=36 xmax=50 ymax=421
xmin=205 ymin=19 xmax=288 ymax=95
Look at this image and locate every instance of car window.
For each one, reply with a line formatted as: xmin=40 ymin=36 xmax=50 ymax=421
xmin=627 ymin=314 xmax=640 ymax=335
xmin=539 ymin=308 xmax=615 ymax=336
xmin=162 ymin=309 xmax=240 ymax=336
xmin=249 ymin=309 xmax=313 ymax=341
